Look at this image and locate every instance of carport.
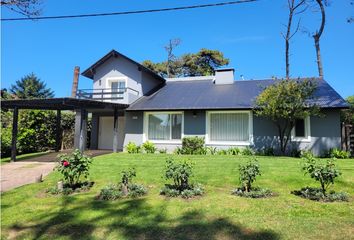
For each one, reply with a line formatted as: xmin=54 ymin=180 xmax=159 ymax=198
xmin=2 ymin=98 xmax=128 ymax=161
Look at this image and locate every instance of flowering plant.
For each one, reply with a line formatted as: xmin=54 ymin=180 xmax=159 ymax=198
xmin=56 ymin=149 xmax=92 ymax=188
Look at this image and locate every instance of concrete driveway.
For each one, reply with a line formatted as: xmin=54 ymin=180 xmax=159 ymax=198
xmin=0 ymin=150 xmax=111 ymax=192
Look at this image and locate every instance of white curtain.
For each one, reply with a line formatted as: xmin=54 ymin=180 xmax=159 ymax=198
xmin=210 ymin=113 xmax=249 ymax=141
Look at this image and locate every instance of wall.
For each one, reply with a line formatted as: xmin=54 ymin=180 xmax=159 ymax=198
xmin=92 ymin=56 xmax=161 ymax=104
xmin=122 ymin=109 xmax=341 ymax=155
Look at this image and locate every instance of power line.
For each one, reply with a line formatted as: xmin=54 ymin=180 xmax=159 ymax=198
xmin=1 ymin=0 xmax=257 ymax=22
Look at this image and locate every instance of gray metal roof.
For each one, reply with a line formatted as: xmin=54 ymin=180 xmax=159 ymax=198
xmin=127 ymin=78 xmax=348 ymax=111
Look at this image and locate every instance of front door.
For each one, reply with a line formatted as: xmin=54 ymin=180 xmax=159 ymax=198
xmin=98 ymin=117 xmax=114 ymax=150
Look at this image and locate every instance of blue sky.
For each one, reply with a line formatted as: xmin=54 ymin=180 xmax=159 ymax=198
xmin=1 ymin=0 xmax=353 ymax=98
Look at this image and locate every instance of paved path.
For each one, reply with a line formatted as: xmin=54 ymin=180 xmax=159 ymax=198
xmin=0 ymin=150 xmax=111 ymax=192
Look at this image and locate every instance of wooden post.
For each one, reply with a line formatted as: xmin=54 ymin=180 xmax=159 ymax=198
xmin=113 ymin=108 xmax=119 ymax=153
xmin=71 ymin=66 xmax=80 ymax=98
xmin=11 ymin=107 xmax=19 ymax=162
xmin=55 ymin=110 xmax=61 ymax=152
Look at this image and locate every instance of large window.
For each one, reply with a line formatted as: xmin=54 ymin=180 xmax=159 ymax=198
xmin=207 ymin=111 xmax=252 ymax=144
xmin=146 ymin=112 xmax=182 ymax=141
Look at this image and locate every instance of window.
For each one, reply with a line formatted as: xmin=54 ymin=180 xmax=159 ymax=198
xmin=291 ymin=116 xmax=311 ymax=142
xmin=146 ymin=112 xmax=183 ymax=141
xmin=111 ymin=80 xmax=126 ymax=99
xmin=207 ymin=111 xmax=252 ymax=144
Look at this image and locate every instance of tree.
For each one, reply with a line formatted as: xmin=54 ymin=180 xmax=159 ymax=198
xmin=164 ymin=38 xmax=181 ymax=77
xmin=1 ymin=0 xmax=42 ymax=18
xmin=255 ymin=79 xmax=320 ymax=155
xmin=282 ymin=0 xmax=307 ymax=78
xmin=342 ymin=95 xmax=354 ymax=125
xmin=10 ymin=73 xmax=54 ymax=99
xmin=312 ymin=0 xmax=328 ymax=78
xmin=142 ymin=48 xmax=229 ymax=78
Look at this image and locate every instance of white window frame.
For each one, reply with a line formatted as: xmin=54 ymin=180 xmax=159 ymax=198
xmin=291 ymin=116 xmax=311 ymax=142
xmin=106 ymin=77 xmax=127 ymax=99
xmin=143 ymin=111 xmax=184 ymax=144
xmin=205 ymin=110 xmax=253 ymax=146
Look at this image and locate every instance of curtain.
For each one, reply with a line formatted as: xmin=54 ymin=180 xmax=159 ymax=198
xmin=210 ymin=113 xmax=249 ymax=141
xmin=148 ymin=113 xmax=182 ymax=140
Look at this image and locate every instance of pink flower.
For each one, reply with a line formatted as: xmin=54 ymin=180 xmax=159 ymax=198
xmin=63 ymin=161 xmax=70 ymax=167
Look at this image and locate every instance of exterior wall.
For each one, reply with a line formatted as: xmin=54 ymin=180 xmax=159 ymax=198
xmin=252 ymin=109 xmax=341 ymax=156
xmin=92 ymin=56 xmax=161 ymax=104
xmin=122 ymin=109 xmax=341 ymax=155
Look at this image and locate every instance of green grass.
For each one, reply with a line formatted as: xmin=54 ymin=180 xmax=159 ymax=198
xmin=1 ymin=151 xmax=50 ymax=164
xmin=1 ymin=153 xmax=354 ymax=240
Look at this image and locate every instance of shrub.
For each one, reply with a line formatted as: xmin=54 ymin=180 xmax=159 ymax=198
xmin=238 ymin=159 xmax=261 ymax=192
xmin=300 ymin=150 xmax=314 ymax=159
xmin=56 ymin=149 xmax=93 ymax=189
xmin=0 ymin=127 xmax=12 ymax=158
xmin=180 ymin=137 xmax=205 ymax=155
xmin=241 ymin=147 xmax=255 ymax=156
xmin=217 ymin=149 xmax=228 ymax=155
xmin=257 ymin=147 xmax=275 ymax=156
xmin=46 ymin=181 xmax=94 ymax=195
xmin=329 ymin=148 xmax=350 ymax=159
xmin=161 ymin=157 xmax=204 ymax=198
xmin=97 ymin=184 xmax=123 ymax=200
xmin=125 ymin=142 xmax=141 ymax=154
xmin=142 ymin=141 xmax=157 ymax=154
xmin=232 ymin=187 xmax=273 ymax=198
xmin=291 ymin=187 xmax=348 ymax=202
xmin=205 ymin=146 xmax=217 ymax=155
xmin=227 ymin=147 xmax=241 ymax=155
xmin=159 ymin=148 xmax=167 ymax=154
xmin=302 ymin=155 xmax=341 ymax=195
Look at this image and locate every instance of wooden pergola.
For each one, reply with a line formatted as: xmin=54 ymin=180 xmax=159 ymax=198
xmin=1 ymin=98 xmax=128 ymax=161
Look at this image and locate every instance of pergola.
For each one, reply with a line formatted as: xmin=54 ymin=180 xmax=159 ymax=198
xmin=1 ymin=98 xmax=128 ymax=161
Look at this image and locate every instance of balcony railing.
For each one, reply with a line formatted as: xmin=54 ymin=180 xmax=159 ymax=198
xmin=76 ymin=88 xmax=139 ymax=101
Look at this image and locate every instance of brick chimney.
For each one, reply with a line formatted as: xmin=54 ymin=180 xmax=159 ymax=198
xmin=71 ymin=66 xmax=80 ymax=98
xmin=214 ymin=68 xmax=234 ymax=85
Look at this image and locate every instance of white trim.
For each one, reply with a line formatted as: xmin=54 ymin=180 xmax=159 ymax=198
xmin=205 ymin=110 xmax=253 ymax=146
xmin=106 ymin=77 xmax=127 ymax=99
xmin=143 ymin=111 xmax=184 ymax=144
xmin=291 ymin=116 xmax=311 ymax=142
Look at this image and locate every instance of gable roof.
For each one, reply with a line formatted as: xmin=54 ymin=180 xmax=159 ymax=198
xmin=127 ymin=78 xmax=348 ymax=111
xmin=81 ymin=49 xmax=165 ymax=82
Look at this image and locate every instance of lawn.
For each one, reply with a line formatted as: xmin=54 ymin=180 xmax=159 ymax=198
xmin=1 ymin=153 xmax=354 ymax=240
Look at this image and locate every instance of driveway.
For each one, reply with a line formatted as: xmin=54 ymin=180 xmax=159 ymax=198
xmin=0 ymin=150 xmax=111 ymax=192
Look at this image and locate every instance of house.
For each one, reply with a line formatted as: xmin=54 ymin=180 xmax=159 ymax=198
xmin=2 ymin=49 xmax=348 ymax=159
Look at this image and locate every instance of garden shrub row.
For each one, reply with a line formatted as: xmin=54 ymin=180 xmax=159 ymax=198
xmin=49 ymin=149 xmax=349 ymax=202
xmin=125 ymin=137 xmax=352 ymax=158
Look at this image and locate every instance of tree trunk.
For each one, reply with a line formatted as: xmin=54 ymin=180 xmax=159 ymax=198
xmin=313 ymin=0 xmax=325 ymax=78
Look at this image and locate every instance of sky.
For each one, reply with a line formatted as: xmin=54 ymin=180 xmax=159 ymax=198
xmin=1 ymin=0 xmax=353 ymax=98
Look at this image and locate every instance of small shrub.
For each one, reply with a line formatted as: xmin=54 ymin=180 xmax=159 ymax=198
xmin=300 ymin=150 xmax=314 ymax=159
xmin=97 ymin=168 xmax=147 ymax=200
xmin=217 ymin=149 xmax=228 ymax=155
xmin=291 ymin=187 xmax=348 ymax=202
xmin=161 ymin=157 xmax=204 ymax=198
xmin=125 ymin=142 xmax=141 ymax=154
xmin=232 ymin=187 xmax=273 ymax=198
xmin=290 ymin=148 xmax=301 ymax=158
xmin=302 ymin=155 xmax=341 ymax=195
xmin=180 ymin=137 xmax=205 ymax=155
xmin=329 ymin=148 xmax=350 ymax=159
xmin=227 ymin=147 xmax=241 ymax=155
xmin=241 ymin=147 xmax=255 ymax=156
xmin=46 ymin=181 xmax=94 ymax=195
xmin=142 ymin=141 xmax=157 ymax=154
xmin=238 ymin=159 xmax=261 ymax=192
xmin=56 ymin=149 xmax=92 ymax=189
xmin=97 ymin=184 xmax=123 ymax=200
xmin=257 ymin=147 xmax=275 ymax=156
xmin=159 ymin=148 xmax=167 ymax=154
xmin=205 ymin=146 xmax=217 ymax=155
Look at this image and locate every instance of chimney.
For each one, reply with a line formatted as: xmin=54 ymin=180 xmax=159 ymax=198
xmin=71 ymin=66 xmax=80 ymax=98
xmin=214 ymin=68 xmax=234 ymax=85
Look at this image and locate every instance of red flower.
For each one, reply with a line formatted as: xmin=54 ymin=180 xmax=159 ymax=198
xmin=63 ymin=161 xmax=70 ymax=167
